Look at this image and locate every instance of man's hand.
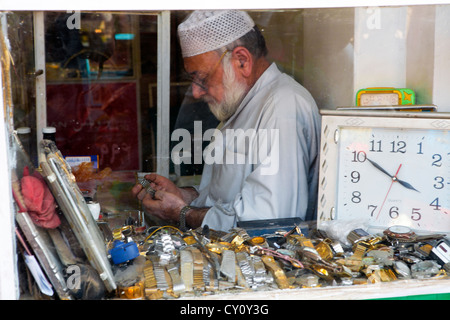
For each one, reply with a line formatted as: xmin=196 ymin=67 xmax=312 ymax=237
xmin=132 ymin=173 xmax=183 ymax=199
xmin=141 ymin=189 xmax=186 ymax=222
xmin=132 ymin=173 xmax=199 ymax=224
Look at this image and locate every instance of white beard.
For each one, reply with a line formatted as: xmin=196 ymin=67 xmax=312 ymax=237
xmin=206 ymin=57 xmax=248 ymax=122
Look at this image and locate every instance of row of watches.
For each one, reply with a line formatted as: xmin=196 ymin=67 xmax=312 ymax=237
xmin=113 ymin=224 xmax=450 ymax=299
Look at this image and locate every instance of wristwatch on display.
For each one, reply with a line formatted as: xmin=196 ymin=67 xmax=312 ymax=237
xmin=393 ymin=260 xmax=411 ymax=278
xmin=431 ymin=240 xmax=450 ymax=265
xmin=383 ymin=225 xmax=446 ymax=243
xmin=347 ymin=228 xmax=373 ymax=244
xmin=383 ymin=225 xmax=417 ymax=242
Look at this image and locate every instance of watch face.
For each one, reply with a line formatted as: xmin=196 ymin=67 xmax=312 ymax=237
xmin=387 ymin=225 xmax=411 ymax=234
xmin=335 ymin=126 xmax=450 ymax=233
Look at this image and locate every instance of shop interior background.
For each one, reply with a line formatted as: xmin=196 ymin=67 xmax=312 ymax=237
xmin=6 ymin=7 xmax=450 ymax=182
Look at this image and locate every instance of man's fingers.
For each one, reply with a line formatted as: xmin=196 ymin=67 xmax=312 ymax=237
xmin=136 ymin=188 xmax=149 ymax=201
xmin=131 ymin=183 xmax=143 ymax=197
xmin=141 ymin=193 xmax=159 ymax=210
xmin=144 ymin=174 xmax=167 ymax=191
xmin=146 ymin=173 xmax=159 ymax=183
xmin=153 ymin=189 xmax=167 ymax=201
xmin=150 ymin=181 xmax=164 ymax=191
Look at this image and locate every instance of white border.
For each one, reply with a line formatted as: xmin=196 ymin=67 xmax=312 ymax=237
xmin=1 ymin=0 xmax=450 ymax=11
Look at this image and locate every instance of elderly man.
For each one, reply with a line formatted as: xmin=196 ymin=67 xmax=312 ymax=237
xmin=132 ymin=10 xmax=321 ymax=232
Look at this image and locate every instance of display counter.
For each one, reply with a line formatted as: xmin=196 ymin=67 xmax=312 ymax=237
xmin=8 ymin=136 xmax=449 ymax=301
xmin=181 ymin=278 xmax=450 ymax=300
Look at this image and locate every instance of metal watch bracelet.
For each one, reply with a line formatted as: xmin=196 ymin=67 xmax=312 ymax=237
xmin=179 ymin=205 xmax=194 ymax=232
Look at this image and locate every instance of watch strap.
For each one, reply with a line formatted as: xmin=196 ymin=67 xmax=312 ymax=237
xmin=138 ymin=178 xmax=156 ymax=198
xmin=179 ymin=205 xmax=193 ymax=232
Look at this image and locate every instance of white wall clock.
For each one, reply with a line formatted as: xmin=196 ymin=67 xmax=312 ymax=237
xmin=317 ymin=110 xmax=450 ymax=235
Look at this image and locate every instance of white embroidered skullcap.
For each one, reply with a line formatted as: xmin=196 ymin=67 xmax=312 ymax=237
xmin=178 ymin=10 xmax=255 ymax=58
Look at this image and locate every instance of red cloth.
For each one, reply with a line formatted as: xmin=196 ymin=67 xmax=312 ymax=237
xmin=21 ymin=169 xmax=60 ymax=229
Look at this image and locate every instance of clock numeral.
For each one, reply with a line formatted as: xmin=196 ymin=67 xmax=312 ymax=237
xmin=430 ymin=197 xmax=441 ymax=211
xmin=368 ymin=205 xmax=377 ymax=217
xmin=369 ymin=140 xmax=382 ymax=152
xmin=389 ymin=206 xmax=399 ymax=219
xmin=350 ymin=171 xmax=360 ymax=183
xmin=434 ymin=176 xmax=445 ymax=189
xmin=432 ymin=154 xmax=442 ymax=167
xmin=411 ymin=208 xmax=421 ymax=221
xmin=417 ymin=142 xmax=424 ymax=154
xmin=390 ymin=140 xmax=406 ymax=153
xmin=351 ymin=191 xmax=361 ymax=203
xmin=351 ymin=151 xmax=367 ymax=163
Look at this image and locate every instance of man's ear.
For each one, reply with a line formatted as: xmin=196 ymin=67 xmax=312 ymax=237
xmin=231 ymin=46 xmax=253 ymax=78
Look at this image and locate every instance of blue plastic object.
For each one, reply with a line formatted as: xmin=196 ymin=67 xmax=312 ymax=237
xmin=109 ymin=240 xmax=140 ymax=265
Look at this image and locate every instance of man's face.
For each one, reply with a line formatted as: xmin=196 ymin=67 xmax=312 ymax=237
xmin=184 ymin=51 xmax=248 ymax=121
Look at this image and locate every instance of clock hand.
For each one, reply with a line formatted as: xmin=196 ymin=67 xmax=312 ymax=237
xmin=396 ymin=178 xmax=420 ymax=193
xmin=367 ymin=158 xmax=392 ymax=178
xmin=367 ymin=158 xmax=419 ymax=192
xmin=376 ymin=164 xmax=402 ymax=220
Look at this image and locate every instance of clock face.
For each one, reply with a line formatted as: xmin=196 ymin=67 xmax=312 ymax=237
xmin=336 ymin=126 xmax=450 ymax=233
xmin=360 ymin=93 xmax=399 ymax=106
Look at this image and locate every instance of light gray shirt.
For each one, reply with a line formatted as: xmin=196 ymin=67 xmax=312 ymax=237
xmin=191 ymin=63 xmax=321 ymax=232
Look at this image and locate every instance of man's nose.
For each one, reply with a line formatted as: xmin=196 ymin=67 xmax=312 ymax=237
xmin=191 ymin=82 xmax=206 ymax=99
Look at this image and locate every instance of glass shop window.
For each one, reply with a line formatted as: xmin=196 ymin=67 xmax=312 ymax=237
xmin=44 ymin=12 xmax=146 ymax=172
xmin=6 ymin=12 xmax=36 ymax=160
xmin=7 ymin=6 xmax=450 ymax=185
xmin=170 ymin=5 xmax=450 ymax=187
xmin=6 ymin=11 xmax=164 ymax=213
xmin=168 ymin=10 xmax=307 ymax=184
